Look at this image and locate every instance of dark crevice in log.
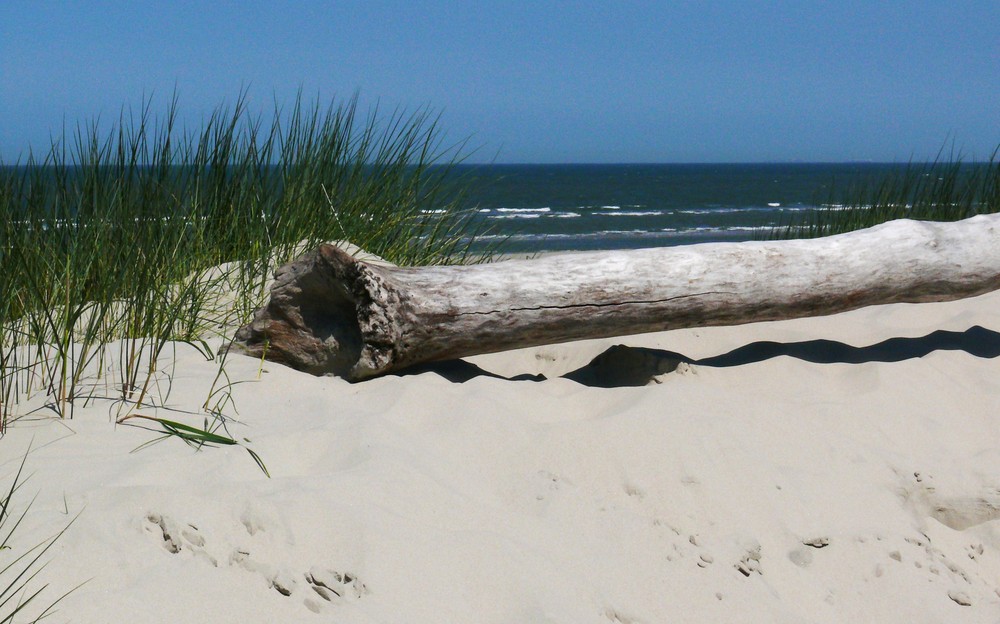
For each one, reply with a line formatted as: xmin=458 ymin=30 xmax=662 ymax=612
xmin=233 ymin=246 xmax=367 ymax=376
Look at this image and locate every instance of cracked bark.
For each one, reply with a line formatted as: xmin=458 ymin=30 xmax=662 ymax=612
xmin=456 ymin=292 xmax=737 ymax=315
xmin=231 ymin=214 xmax=1000 ymax=380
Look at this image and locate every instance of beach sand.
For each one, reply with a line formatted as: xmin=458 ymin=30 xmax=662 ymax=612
xmin=3 ymin=279 xmax=1000 ymax=622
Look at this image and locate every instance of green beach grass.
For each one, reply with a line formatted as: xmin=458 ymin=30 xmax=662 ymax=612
xmin=1 ymin=447 xmax=80 ymax=623
xmin=0 ymin=93 xmax=492 ymax=435
xmin=772 ymin=148 xmax=1000 ymax=239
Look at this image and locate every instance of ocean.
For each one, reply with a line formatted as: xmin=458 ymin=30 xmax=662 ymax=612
xmin=450 ymin=163 xmax=904 ymax=253
xmin=3 ymin=162 xmax=919 ymax=254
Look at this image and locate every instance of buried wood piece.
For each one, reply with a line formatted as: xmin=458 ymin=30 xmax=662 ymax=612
xmin=231 ymin=214 xmax=1000 ymax=381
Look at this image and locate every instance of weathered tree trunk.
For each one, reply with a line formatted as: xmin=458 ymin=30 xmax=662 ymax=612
xmin=231 ymin=214 xmax=1000 ymax=380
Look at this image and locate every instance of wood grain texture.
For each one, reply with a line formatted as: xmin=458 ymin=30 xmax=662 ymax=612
xmin=232 ymin=214 xmax=1000 ymax=380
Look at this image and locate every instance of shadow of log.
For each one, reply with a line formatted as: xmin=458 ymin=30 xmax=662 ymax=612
xmin=393 ymin=325 xmax=1000 ymax=388
xmin=561 ymin=345 xmax=688 ymax=388
xmin=695 ymin=325 xmax=1000 ymax=367
xmin=394 ymin=359 xmax=545 ymax=383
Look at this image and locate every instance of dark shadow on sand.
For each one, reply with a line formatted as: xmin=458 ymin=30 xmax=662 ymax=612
xmin=392 ymin=325 xmax=1000 ymax=388
xmin=397 ymin=359 xmax=546 ymax=384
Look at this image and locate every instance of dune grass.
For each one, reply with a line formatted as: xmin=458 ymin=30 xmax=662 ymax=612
xmin=0 ymin=93 xmax=492 ymax=437
xmin=772 ymin=148 xmax=1000 ymax=239
xmin=1 ymin=449 xmax=80 ymax=623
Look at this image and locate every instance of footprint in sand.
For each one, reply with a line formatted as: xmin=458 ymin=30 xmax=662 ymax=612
xmin=661 ymin=532 xmax=716 ymax=570
xmin=904 ymin=471 xmax=1000 ymax=530
xmin=230 ymin=549 xmax=298 ymax=597
xmin=144 ymin=513 xmax=218 ymax=566
xmin=735 ymin=542 xmax=763 ymax=577
xmin=143 ymin=511 xmax=367 ymax=613
xmin=303 ymin=567 xmax=370 ymax=614
xmin=966 ymin=543 xmax=984 ymax=561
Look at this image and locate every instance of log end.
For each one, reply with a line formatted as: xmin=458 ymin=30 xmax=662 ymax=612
xmin=230 ymin=244 xmax=403 ymax=380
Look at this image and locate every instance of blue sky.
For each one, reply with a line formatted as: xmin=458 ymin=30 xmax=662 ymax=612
xmin=2 ymin=1 xmax=997 ymax=163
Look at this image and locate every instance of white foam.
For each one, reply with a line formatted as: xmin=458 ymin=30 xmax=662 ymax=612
xmin=595 ymin=211 xmax=665 ymax=217
xmin=820 ymin=204 xmax=865 ymax=211
xmin=677 ymin=205 xmax=817 ymax=215
xmin=602 ymin=229 xmax=648 ymax=234
xmin=495 ymin=207 xmax=551 ymax=213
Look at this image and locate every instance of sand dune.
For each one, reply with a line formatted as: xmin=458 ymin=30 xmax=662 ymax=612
xmin=3 ymin=287 xmax=1000 ymax=623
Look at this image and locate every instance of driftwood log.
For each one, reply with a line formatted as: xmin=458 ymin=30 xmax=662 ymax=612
xmin=232 ymin=214 xmax=1000 ymax=380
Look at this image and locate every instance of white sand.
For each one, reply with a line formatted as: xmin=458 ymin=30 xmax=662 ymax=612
xmin=4 ymin=288 xmax=1000 ymax=623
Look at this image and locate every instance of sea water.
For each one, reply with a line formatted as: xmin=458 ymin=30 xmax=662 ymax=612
xmin=3 ymin=162 xmax=914 ymax=254
xmin=450 ymin=163 xmax=904 ymax=253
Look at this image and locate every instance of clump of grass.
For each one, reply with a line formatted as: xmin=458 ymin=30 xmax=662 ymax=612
xmin=0 ymin=92 xmax=494 ymax=431
xmin=773 ymin=147 xmax=1000 ymax=239
xmin=1 ymin=449 xmax=80 ymax=623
